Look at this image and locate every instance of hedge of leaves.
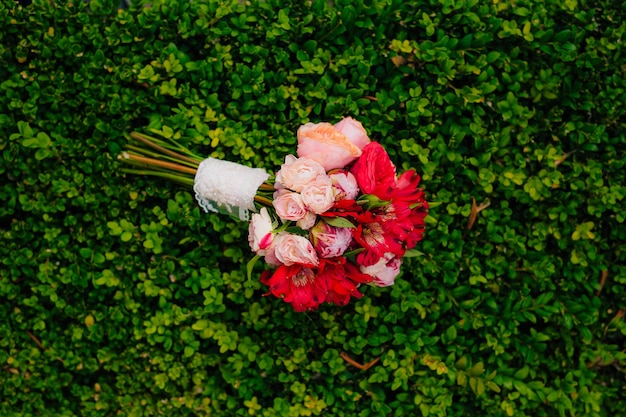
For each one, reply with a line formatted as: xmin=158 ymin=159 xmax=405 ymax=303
xmin=1 ymin=0 xmax=625 ymax=416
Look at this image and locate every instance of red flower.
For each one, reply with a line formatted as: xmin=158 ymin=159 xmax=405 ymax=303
xmin=390 ymin=171 xmax=429 ymax=249
xmin=378 ymin=200 xmax=413 ymax=241
xmin=319 ymin=258 xmax=372 ymax=307
xmin=323 ymin=199 xmax=363 ymax=219
xmin=353 ymin=211 xmax=405 ymax=263
xmin=394 ymin=170 xmax=425 ymax=205
xmin=260 ymin=264 xmax=327 ymax=312
xmin=405 ymin=202 xmax=429 ymax=249
xmin=350 ymin=142 xmax=396 ymax=198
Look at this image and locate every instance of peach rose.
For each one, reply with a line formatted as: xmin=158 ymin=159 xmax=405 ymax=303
xmin=334 ymin=117 xmax=371 ymax=150
xmin=273 ymin=191 xmax=307 ymax=222
xmin=273 ymin=232 xmax=319 ymax=267
xmin=275 ymin=155 xmax=326 ymax=192
xmin=297 ymin=122 xmax=363 ymax=171
xmin=301 ymin=175 xmax=335 ymax=214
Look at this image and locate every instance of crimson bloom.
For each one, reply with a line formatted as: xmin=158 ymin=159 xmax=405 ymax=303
xmin=260 ymin=264 xmax=327 ymax=312
xmin=353 ymin=210 xmax=405 ymax=264
xmin=318 ymin=258 xmax=372 ymax=307
xmin=322 ymin=198 xmax=363 ymax=218
xmin=393 ymin=170 xmax=425 ymax=205
xmin=350 ymin=142 xmax=396 ymax=198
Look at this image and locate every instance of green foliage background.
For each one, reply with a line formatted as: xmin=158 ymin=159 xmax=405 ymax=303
xmin=1 ymin=0 xmax=625 ymax=415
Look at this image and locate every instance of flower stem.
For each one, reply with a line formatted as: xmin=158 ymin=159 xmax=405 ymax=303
xmin=125 ymin=144 xmax=199 ymax=169
xmin=120 ymin=168 xmax=195 ymax=187
xmin=119 ymin=152 xmax=198 ymax=175
xmin=129 ymin=132 xmax=201 ymax=165
xmin=254 ymin=195 xmax=273 ymax=207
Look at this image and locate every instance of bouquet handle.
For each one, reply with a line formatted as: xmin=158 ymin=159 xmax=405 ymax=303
xmin=193 ymin=157 xmax=270 ymax=221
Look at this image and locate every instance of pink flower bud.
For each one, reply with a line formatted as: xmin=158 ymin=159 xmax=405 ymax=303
xmin=359 ymin=252 xmax=402 ymax=287
xmin=310 ymin=221 xmax=353 ymax=258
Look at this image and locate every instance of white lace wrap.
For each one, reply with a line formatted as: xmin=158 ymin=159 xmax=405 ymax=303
xmin=193 ymin=158 xmax=270 ymax=221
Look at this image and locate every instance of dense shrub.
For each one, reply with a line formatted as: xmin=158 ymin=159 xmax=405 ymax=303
xmin=1 ymin=0 xmax=625 ymax=415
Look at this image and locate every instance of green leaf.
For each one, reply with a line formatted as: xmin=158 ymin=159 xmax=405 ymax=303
xmin=246 ymin=255 xmax=261 ymax=282
xmin=455 ymin=356 xmax=468 ymax=370
xmin=487 ymin=381 xmax=501 ymax=393
xmin=17 ymin=121 xmax=34 ymax=138
xmin=404 ymin=249 xmax=424 ymax=257
xmin=514 ymin=366 xmax=530 ymax=380
xmin=444 ymin=325 xmax=457 ymax=342
xmin=467 ymin=362 xmax=484 ymax=377
xmin=323 ymin=216 xmax=356 ymax=228
xmin=36 ymin=132 xmax=52 ymax=147
xmin=35 ymin=148 xmax=51 ymax=160
xmin=192 ymin=320 xmax=210 ymax=331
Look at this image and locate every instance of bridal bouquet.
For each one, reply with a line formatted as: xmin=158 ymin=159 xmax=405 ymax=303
xmin=119 ymin=117 xmax=428 ymax=312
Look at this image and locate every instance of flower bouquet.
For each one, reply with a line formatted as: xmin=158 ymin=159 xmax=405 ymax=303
xmin=119 ymin=118 xmax=428 ymax=312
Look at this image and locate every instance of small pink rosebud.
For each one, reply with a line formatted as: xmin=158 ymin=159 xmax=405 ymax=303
xmin=359 ymin=252 xmax=402 ymax=287
xmin=310 ymin=221 xmax=353 ymax=258
xmin=248 ymin=207 xmax=275 ymax=255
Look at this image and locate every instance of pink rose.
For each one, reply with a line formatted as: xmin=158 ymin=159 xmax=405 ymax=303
xmin=297 ymin=211 xmax=317 ymax=230
xmin=263 ymin=244 xmax=282 ymax=267
xmin=334 ymin=117 xmax=371 ymax=150
xmin=275 ymin=155 xmax=326 ymax=192
xmin=310 ymin=221 xmax=353 ymax=258
xmin=273 ymin=232 xmax=319 ymax=267
xmin=273 ymin=191 xmax=308 ymax=222
xmin=297 ymin=122 xmax=363 ymax=171
xmin=330 ymin=171 xmax=359 ymax=201
xmin=359 ymin=252 xmax=402 ymax=287
xmin=301 ymin=175 xmax=335 ymax=214
xmin=248 ymin=207 xmax=275 ymax=255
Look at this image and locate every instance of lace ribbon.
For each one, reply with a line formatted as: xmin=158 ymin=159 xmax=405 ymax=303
xmin=193 ymin=158 xmax=269 ymax=221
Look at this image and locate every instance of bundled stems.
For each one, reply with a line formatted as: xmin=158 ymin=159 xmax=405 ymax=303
xmin=119 ymin=130 xmax=275 ymax=209
xmin=254 ymin=195 xmax=273 ymax=207
xmin=119 ymin=152 xmax=198 ymax=175
xmin=118 ymin=131 xmax=204 ymax=185
xmin=119 ymin=168 xmax=195 ymax=187
xmin=129 ymin=131 xmax=202 ymax=165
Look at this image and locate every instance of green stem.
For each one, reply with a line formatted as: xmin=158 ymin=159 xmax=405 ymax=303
xmin=145 ymin=129 xmax=205 ymax=163
xmin=130 ymin=132 xmax=202 ymax=165
xmin=120 ymin=152 xmax=198 ymax=175
xmin=120 ymin=168 xmax=195 ymax=187
xmin=254 ymin=195 xmax=273 ymax=207
xmin=125 ymin=144 xmax=199 ymax=169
